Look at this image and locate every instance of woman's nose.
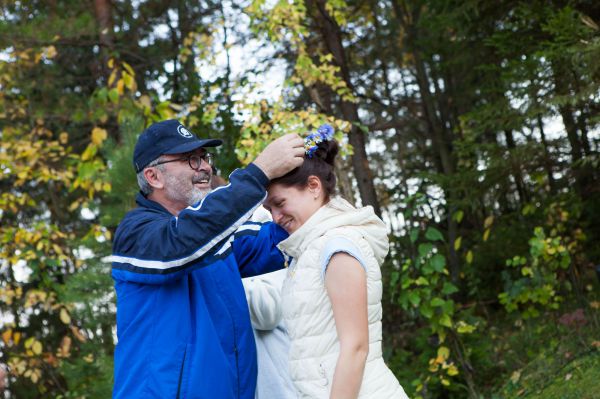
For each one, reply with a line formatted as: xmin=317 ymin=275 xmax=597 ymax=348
xmin=271 ymin=209 xmax=283 ymax=224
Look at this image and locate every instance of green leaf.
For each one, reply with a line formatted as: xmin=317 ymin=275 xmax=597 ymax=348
xmin=108 ymin=88 xmax=119 ymax=104
xmin=453 ymin=210 xmax=464 ymax=223
xmin=431 ymin=297 xmax=445 ymax=307
xmin=439 ymin=314 xmax=453 ymax=327
xmin=425 ymin=227 xmax=444 ymax=242
xmin=409 ymin=228 xmax=419 ymax=244
xmin=415 ymin=277 xmax=429 ymax=286
xmin=442 ymin=282 xmax=459 ymax=295
xmin=390 ymin=271 xmax=400 ymax=287
xmin=420 ymin=304 xmax=433 ymax=319
xmin=430 ymin=254 xmax=446 ymax=272
xmin=418 ymin=243 xmax=434 ymax=257
xmin=408 ymin=292 xmax=421 ymax=307
xmin=456 ymin=322 xmax=476 ymax=334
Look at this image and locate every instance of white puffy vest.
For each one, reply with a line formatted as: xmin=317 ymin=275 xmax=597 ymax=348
xmin=278 ymin=197 xmax=409 ymax=399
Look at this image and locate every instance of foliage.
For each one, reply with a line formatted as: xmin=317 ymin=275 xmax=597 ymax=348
xmin=1 ymin=0 xmax=599 ymax=397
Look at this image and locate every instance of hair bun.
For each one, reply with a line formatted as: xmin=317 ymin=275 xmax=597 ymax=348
xmin=315 ymin=140 xmax=339 ymax=166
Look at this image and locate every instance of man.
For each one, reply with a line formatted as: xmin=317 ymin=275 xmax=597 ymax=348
xmin=110 ymin=119 xmax=304 ymax=399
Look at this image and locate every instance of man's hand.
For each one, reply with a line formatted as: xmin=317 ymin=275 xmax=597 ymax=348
xmin=253 ymin=133 xmax=305 ymax=180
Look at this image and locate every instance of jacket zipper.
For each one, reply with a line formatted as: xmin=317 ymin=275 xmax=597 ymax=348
xmin=176 ymin=348 xmax=187 ymax=399
xmin=234 ymin=345 xmax=240 ymax=397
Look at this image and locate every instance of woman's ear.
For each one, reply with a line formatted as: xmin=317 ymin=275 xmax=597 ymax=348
xmin=307 ymin=175 xmax=322 ymax=198
xmin=143 ymin=167 xmax=164 ymax=190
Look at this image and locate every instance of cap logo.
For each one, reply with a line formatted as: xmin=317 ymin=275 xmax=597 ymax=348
xmin=177 ymin=125 xmax=193 ymax=138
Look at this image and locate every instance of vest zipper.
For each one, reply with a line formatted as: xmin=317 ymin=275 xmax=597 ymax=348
xmin=176 ymin=347 xmax=187 ymax=399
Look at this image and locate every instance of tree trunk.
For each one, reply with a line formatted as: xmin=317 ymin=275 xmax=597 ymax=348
xmin=504 ymin=129 xmax=528 ymax=205
xmin=390 ymin=0 xmax=460 ymax=282
xmin=537 ymin=114 xmax=557 ymax=193
xmin=93 ymin=0 xmax=113 ymax=80
xmin=309 ymin=0 xmax=381 ymax=216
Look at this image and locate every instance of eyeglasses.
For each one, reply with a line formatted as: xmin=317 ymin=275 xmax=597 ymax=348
xmin=151 ymin=153 xmax=214 ymax=170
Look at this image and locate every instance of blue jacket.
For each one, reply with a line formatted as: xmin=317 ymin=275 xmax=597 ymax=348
xmin=111 ymin=164 xmax=288 ymax=399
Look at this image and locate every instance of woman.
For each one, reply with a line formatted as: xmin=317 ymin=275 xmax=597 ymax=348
xmin=263 ymin=125 xmax=408 ymax=398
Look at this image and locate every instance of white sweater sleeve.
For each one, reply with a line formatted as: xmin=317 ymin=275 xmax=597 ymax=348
xmin=243 ymin=268 xmax=286 ymax=331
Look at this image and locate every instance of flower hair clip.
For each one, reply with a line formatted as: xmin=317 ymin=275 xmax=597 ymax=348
xmin=304 ymin=124 xmax=335 ymax=158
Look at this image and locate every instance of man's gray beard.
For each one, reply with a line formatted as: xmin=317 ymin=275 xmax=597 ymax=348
xmin=163 ymin=171 xmax=211 ymax=207
xmin=188 ymin=187 xmax=210 ymax=206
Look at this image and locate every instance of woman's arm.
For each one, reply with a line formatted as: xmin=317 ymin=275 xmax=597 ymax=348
xmin=325 ymin=252 xmax=369 ymax=399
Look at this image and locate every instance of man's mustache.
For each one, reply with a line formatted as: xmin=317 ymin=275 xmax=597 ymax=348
xmin=192 ymin=171 xmax=211 ymax=184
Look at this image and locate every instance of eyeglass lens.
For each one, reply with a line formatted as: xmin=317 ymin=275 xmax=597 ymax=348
xmin=189 ymin=154 xmax=213 ymax=169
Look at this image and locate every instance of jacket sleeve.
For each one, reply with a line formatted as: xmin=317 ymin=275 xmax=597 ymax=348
xmin=230 ymin=221 xmax=289 ymax=278
xmin=242 ymin=269 xmax=286 ymax=330
xmin=111 ymin=163 xmax=269 ymax=284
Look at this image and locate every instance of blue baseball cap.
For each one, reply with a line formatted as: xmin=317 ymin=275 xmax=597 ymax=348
xmin=133 ymin=119 xmax=222 ymax=172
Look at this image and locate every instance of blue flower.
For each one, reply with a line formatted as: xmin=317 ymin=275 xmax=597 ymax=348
xmin=304 ymin=124 xmax=335 ymax=158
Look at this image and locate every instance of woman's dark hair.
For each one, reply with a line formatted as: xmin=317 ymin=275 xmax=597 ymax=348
xmin=269 ymin=139 xmax=339 ymax=201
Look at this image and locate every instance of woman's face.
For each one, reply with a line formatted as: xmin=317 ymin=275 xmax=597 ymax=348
xmin=265 ymin=183 xmax=323 ymax=234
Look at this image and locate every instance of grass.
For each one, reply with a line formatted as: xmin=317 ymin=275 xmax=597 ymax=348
xmin=492 ymin=306 xmax=600 ymax=399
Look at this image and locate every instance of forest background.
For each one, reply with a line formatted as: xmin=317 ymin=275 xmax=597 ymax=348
xmin=1 ymin=0 xmax=599 ymax=398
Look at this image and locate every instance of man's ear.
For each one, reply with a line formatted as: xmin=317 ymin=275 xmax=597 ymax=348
xmin=143 ymin=167 xmax=164 ymax=190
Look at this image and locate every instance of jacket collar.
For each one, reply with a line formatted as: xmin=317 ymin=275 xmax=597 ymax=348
xmin=135 ymin=191 xmax=171 ymax=214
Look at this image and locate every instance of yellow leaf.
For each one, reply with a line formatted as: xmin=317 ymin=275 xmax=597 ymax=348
xmin=454 ymin=237 xmax=462 ymax=251
xmin=139 ymin=95 xmax=152 ymax=109
xmin=108 ymin=69 xmax=117 ymax=87
xmin=437 ymin=346 xmax=450 ymax=360
xmin=483 ymin=228 xmax=490 ymax=242
xmin=58 ymin=336 xmax=72 ymax=358
xmin=581 ymin=15 xmax=599 ymax=31
xmin=59 ymin=132 xmax=69 ymax=144
xmin=2 ymin=329 xmax=12 ymax=344
xmin=107 ymin=58 xmax=114 ymax=69
xmin=44 ymin=45 xmax=57 ymax=59
xmin=447 ymin=364 xmax=459 ymax=376
xmin=91 ymin=127 xmax=108 ymax=145
xmin=71 ymin=326 xmax=87 ymax=342
xmin=441 ymin=378 xmax=450 ymax=386
xmin=521 ymin=267 xmax=533 ymax=277
xmin=30 ymin=369 xmax=41 ymax=383
xmin=510 ymin=370 xmax=521 ymax=384
xmin=32 ymin=340 xmax=42 ymax=355
xmin=466 ymin=250 xmax=473 ymax=264
xmin=116 ymin=79 xmax=125 ymax=95
xmin=122 ymin=61 xmax=135 ymax=76
xmin=60 ymin=308 xmax=71 ymax=325
xmin=69 ymin=200 xmax=81 ymax=212
xmin=13 ymin=332 xmax=21 ymax=345
xmin=81 ymin=143 xmax=97 ymax=161
xmin=484 ymin=215 xmax=494 ymax=229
